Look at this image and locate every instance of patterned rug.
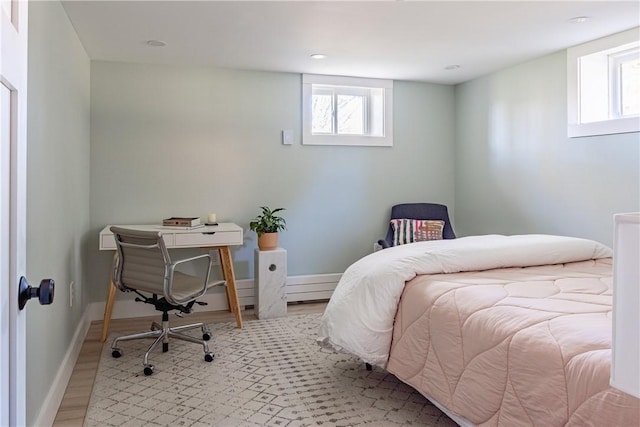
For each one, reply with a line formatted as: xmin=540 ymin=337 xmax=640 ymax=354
xmin=85 ymin=313 xmax=457 ymax=427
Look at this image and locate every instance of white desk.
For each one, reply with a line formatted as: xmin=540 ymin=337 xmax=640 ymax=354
xmin=99 ymin=223 xmax=244 ymax=342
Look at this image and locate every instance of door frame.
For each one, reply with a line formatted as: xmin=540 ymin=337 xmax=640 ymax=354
xmin=1 ymin=0 xmax=29 ymax=425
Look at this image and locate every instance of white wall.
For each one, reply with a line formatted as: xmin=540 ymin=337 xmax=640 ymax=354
xmin=455 ymin=50 xmax=640 ymax=245
xmin=88 ymin=61 xmax=456 ymax=301
xmin=27 ymin=1 xmax=91 ymax=425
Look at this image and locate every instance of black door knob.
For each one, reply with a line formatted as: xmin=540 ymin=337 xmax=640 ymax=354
xmin=18 ymin=276 xmax=55 ymax=310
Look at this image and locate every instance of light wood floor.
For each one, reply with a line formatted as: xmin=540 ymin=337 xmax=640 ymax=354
xmin=52 ymin=301 xmax=328 ymax=427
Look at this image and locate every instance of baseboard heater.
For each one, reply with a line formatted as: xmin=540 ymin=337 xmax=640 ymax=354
xmin=236 ymin=272 xmax=342 ymax=309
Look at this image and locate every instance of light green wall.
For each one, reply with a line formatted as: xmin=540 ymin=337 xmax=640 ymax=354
xmin=455 ymin=50 xmax=640 ymax=245
xmin=26 ymin=1 xmax=91 ymax=425
xmin=88 ymin=61 xmax=456 ymax=301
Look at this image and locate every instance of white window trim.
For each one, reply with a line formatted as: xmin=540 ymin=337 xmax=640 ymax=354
xmin=567 ymin=27 xmax=640 ymax=138
xmin=610 ymin=47 xmax=639 ymax=118
xmin=302 ymin=74 xmax=393 ymax=147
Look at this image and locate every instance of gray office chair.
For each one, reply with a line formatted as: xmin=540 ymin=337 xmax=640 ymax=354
xmin=109 ymin=226 xmax=225 ymax=376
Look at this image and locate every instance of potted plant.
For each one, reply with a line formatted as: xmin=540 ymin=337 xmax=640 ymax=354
xmin=249 ymin=206 xmax=286 ymax=251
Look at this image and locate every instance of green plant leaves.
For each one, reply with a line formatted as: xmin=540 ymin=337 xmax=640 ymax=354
xmin=249 ymin=206 xmax=286 ymax=236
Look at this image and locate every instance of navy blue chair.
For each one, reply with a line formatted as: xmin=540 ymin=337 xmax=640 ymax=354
xmin=378 ymin=203 xmax=456 ymax=249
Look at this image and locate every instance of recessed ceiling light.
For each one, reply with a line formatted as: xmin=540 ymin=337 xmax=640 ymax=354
xmin=145 ymin=40 xmax=167 ymax=47
xmin=568 ymin=16 xmax=590 ymax=24
xmin=310 ymin=53 xmax=327 ymax=59
xmin=444 ymin=64 xmax=461 ymax=70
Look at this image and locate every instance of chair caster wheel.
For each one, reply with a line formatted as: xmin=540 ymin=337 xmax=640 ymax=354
xmin=203 ymin=332 xmax=211 ymax=341
xmin=204 ymin=353 xmax=214 ymax=362
xmin=112 ymin=349 xmax=122 ymax=358
xmin=143 ymin=365 xmax=154 ymax=376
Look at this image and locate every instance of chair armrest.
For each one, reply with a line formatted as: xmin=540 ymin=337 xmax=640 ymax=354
xmin=166 ymin=253 xmax=213 ymax=305
xmin=377 ymin=239 xmax=391 ymax=249
xmin=172 ymin=253 xmax=211 ymax=267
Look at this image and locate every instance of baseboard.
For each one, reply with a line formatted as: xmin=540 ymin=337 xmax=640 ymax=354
xmin=33 ymin=306 xmax=92 ymax=427
xmin=89 ymin=273 xmax=342 ymax=322
xmin=286 ymin=273 xmax=342 ymax=302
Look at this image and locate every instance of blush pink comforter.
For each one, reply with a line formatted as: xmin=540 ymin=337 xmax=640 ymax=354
xmin=387 ymin=258 xmax=640 ymax=426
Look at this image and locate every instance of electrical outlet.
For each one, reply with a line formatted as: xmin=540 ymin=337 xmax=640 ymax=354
xmin=69 ymin=281 xmax=74 ymax=307
xmin=209 ymin=250 xmax=220 ymax=266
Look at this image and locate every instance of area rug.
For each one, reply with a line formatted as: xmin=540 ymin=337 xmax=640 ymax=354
xmin=84 ymin=313 xmax=457 ymax=427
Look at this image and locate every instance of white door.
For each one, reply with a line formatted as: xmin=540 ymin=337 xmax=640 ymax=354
xmin=0 ymin=0 xmax=28 ymax=425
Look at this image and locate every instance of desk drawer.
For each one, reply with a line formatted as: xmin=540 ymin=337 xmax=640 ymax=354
xmin=100 ymin=234 xmax=174 ymax=250
xmin=174 ymin=231 xmax=241 ymax=247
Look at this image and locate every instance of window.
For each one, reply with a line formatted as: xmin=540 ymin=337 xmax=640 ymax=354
xmin=567 ymin=27 xmax=640 ymax=138
xmin=611 ymin=48 xmax=639 ymax=118
xmin=302 ymin=74 xmax=393 ymax=146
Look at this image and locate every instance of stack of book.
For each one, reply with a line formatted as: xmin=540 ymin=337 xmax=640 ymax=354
xmin=161 ymin=217 xmax=204 ymax=229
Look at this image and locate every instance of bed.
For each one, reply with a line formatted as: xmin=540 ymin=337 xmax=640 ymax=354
xmin=317 ymin=234 xmax=640 ymax=426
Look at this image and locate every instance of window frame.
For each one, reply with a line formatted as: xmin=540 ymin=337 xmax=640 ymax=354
xmin=610 ymin=47 xmax=639 ymax=118
xmin=567 ymin=27 xmax=640 ymax=138
xmin=302 ymin=74 xmax=393 ymax=146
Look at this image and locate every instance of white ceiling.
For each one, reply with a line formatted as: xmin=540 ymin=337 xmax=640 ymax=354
xmin=61 ymin=1 xmax=640 ymax=84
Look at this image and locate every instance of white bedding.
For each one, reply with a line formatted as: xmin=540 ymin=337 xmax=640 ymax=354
xmin=317 ymin=234 xmax=612 ymax=368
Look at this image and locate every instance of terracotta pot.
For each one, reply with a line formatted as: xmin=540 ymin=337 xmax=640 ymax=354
xmin=258 ymin=232 xmax=279 ymax=251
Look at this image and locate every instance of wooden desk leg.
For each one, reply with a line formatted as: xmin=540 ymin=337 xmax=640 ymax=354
xmin=100 ymin=279 xmax=117 ymax=342
xmin=219 ymin=246 xmax=243 ymax=329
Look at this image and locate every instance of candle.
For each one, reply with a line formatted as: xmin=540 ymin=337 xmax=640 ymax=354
xmin=207 ymin=213 xmax=217 ymax=223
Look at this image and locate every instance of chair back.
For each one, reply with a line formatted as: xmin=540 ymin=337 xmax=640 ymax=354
xmin=110 ymin=226 xmax=171 ymax=295
xmin=383 ymin=203 xmax=456 ymax=245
